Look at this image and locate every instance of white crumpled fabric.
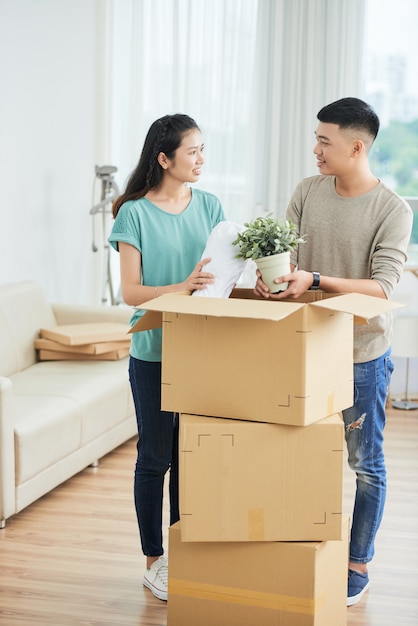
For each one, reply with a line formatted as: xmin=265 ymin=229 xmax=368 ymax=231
xmin=192 ymin=220 xmax=247 ymax=298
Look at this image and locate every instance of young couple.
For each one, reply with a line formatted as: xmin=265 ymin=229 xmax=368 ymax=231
xmin=108 ymin=98 xmax=412 ymax=606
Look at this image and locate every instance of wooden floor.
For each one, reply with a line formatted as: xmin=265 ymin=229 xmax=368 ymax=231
xmin=1 ymin=405 xmax=417 ymax=626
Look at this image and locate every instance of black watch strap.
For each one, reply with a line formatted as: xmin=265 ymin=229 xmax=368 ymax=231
xmin=310 ymin=271 xmax=320 ymax=290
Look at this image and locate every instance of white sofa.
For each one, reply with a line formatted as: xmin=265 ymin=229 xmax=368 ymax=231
xmin=0 ymin=280 xmax=136 ymax=527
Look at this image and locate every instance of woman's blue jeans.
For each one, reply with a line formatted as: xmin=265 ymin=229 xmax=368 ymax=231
xmin=129 ymin=356 xmax=179 ymax=557
xmin=342 ymin=348 xmax=394 ymax=564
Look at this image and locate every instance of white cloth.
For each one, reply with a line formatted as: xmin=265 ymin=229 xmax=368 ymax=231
xmin=192 ymin=221 xmax=247 ymax=298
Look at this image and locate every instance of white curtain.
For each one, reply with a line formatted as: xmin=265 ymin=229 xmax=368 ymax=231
xmin=105 ymin=0 xmax=366 ymax=223
xmin=250 ymin=0 xmax=366 ymax=217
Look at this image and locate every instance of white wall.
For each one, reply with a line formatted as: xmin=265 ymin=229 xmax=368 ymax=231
xmin=0 ymin=1 xmax=416 ymax=396
xmin=0 ymin=0 xmax=109 ymax=305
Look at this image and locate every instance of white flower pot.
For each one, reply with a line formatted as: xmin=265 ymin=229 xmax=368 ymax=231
xmin=255 ymin=251 xmax=291 ymax=293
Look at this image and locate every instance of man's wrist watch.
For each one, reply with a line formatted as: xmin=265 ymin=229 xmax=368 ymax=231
xmin=310 ymin=271 xmax=321 ymax=290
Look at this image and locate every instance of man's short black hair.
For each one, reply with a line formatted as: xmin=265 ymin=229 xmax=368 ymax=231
xmin=317 ymin=97 xmax=380 ymax=142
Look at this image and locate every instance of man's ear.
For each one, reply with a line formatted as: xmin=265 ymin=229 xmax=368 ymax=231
xmin=352 ymin=140 xmax=364 ymax=156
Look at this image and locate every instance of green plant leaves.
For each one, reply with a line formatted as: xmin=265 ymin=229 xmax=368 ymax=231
xmin=232 ymin=215 xmax=306 ymax=260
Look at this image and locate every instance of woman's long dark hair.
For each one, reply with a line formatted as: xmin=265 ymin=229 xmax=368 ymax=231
xmin=112 ymin=113 xmax=199 ymax=217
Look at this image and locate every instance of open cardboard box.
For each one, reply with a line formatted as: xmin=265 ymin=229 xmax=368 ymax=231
xmin=179 ymin=413 xmax=344 ymax=542
xmin=168 ymin=516 xmax=349 ymax=626
xmin=131 ymin=289 xmax=402 ymax=426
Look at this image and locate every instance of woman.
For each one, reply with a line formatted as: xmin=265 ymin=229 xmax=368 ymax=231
xmin=108 ymin=114 xmax=225 ymax=601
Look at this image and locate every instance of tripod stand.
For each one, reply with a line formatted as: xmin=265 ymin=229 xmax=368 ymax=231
xmin=90 ymin=165 xmax=121 ymax=305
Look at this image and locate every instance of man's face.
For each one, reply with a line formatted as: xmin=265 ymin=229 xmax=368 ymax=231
xmin=313 ymin=122 xmax=357 ymax=176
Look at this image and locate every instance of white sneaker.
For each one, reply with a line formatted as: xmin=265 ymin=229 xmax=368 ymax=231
xmin=143 ymin=556 xmax=168 ymax=601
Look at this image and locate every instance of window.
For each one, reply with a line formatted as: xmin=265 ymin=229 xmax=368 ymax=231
xmin=364 ymin=0 xmax=418 ymax=256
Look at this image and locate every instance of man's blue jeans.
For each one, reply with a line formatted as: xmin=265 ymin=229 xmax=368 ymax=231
xmin=342 ymin=348 xmax=394 ymax=564
xmin=129 ymin=356 xmax=179 ymax=557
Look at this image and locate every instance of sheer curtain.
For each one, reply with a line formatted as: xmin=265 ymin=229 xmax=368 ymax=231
xmin=249 ymin=0 xmax=366 ymax=216
xmin=105 ymin=0 xmax=366 ymax=223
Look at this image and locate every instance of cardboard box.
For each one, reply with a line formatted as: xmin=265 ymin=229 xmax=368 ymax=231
xmin=167 ymin=517 xmax=349 ymax=626
xmin=179 ymin=413 xmax=344 ymax=542
xmin=132 ymin=289 xmax=401 ymax=426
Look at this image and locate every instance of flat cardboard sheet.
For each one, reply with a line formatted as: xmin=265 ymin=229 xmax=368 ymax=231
xmin=40 ymin=323 xmax=130 ymax=346
xmin=38 ymin=348 xmax=130 ymax=361
xmin=34 ymin=337 xmax=131 ymax=355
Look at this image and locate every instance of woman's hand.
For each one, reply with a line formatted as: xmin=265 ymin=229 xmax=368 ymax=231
xmin=184 ymin=258 xmax=215 ymax=292
xmin=254 ymin=270 xmax=270 ymax=298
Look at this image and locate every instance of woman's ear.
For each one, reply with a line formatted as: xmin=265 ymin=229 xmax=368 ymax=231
xmin=157 ymin=152 xmax=169 ymax=169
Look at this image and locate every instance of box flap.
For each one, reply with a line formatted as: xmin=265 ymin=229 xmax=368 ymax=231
xmin=310 ymin=293 xmax=405 ymax=321
xmin=130 ymin=291 xmax=405 ymax=333
xmin=128 ymin=309 xmax=163 ymax=333
xmin=130 ymin=293 xmax=306 ymax=333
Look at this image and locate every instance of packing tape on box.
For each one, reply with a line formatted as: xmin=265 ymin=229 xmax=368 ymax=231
xmin=248 ymin=508 xmax=265 ymax=540
xmin=328 ymin=393 xmax=335 ymax=416
xmin=169 ymin=579 xmax=326 ymax=615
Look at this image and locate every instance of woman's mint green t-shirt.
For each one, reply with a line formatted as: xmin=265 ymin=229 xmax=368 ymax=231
xmin=108 ymin=188 xmax=225 ymax=361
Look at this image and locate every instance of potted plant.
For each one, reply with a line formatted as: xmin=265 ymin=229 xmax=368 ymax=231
xmin=232 ymin=214 xmax=306 ymax=292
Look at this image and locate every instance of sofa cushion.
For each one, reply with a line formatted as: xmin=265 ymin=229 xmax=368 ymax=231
xmin=13 ymin=394 xmax=82 ymax=485
xmin=10 ymin=359 xmax=133 ymax=484
xmin=0 ymin=281 xmax=56 ymax=377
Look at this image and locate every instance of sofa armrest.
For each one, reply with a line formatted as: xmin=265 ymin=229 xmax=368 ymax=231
xmin=0 ymin=376 xmax=16 ymax=526
xmin=52 ymin=304 xmax=133 ymax=326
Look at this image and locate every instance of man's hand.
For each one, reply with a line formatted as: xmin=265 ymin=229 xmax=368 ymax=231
xmin=254 ymin=270 xmax=314 ymax=300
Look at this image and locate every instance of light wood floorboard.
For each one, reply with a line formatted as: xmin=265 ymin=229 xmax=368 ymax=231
xmin=0 ymin=406 xmax=417 ymax=625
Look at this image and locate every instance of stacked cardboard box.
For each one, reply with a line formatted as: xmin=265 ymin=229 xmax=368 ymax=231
xmin=35 ymin=322 xmax=131 ymax=361
xmin=168 ymin=418 xmax=348 ymax=625
xmin=177 ymin=412 xmax=344 ymax=543
xmin=133 ymin=289 xmax=401 ymax=625
xmin=168 ymin=517 xmax=349 ymax=626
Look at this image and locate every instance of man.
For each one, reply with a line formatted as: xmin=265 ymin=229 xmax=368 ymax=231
xmin=255 ymin=97 xmax=413 ymax=606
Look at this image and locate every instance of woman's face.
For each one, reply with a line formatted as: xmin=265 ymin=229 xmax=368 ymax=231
xmin=162 ymin=129 xmax=205 ymax=183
